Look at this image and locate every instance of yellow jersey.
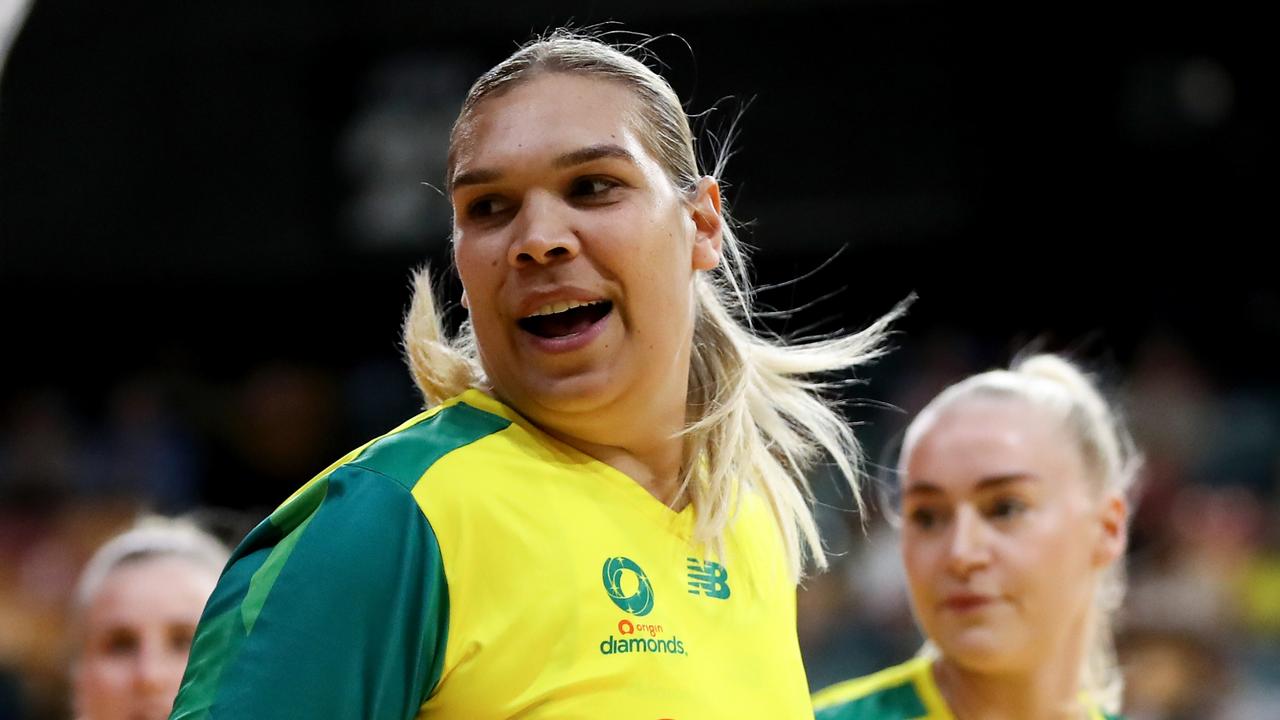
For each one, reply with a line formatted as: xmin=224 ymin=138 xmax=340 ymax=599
xmin=812 ymin=656 xmax=1120 ymax=720
xmin=172 ymin=389 xmax=811 ymax=719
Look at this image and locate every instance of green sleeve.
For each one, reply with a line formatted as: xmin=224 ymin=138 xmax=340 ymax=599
xmin=169 ymin=464 xmax=449 ymax=720
xmin=812 ymin=679 xmax=928 ymax=720
xmin=814 ymin=702 xmax=863 ymax=719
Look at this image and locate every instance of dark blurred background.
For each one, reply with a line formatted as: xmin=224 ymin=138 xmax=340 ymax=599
xmin=1 ymin=2 xmax=1276 ymax=718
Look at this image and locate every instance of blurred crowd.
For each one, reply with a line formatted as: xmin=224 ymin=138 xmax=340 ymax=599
xmin=2 ymin=330 xmax=1277 ymax=720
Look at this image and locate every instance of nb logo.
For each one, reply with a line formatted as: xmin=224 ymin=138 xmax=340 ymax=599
xmin=686 ymin=558 xmax=730 ymax=599
xmin=602 ymin=556 xmax=655 ymax=616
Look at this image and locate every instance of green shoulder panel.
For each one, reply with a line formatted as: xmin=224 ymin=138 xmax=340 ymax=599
xmin=170 ymin=402 xmax=510 ymax=720
xmin=171 ymin=466 xmax=448 ymax=720
xmin=350 ymin=401 xmax=511 ymax=490
xmin=814 ymin=680 xmax=928 ymax=720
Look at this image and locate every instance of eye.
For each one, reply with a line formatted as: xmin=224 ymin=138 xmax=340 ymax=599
xmin=101 ymin=629 xmax=140 ymax=656
xmin=568 ymin=176 xmax=621 ymax=200
xmin=909 ymin=507 xmax=940 ymax=530
xmin=466 ymin=195 xmax=513 ymax=219
xmin=168 ymin=625 xmax=196 ymax=654
xmin=987 ymin=496 xmax=1027 ymax=520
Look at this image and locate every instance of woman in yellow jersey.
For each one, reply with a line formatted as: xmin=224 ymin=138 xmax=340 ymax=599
xmin=170 ymin=28 xmax=904 ymax=720
xmin=71 ymin=518 xmax=228 ymax=720
xmin=812 ymin=354 xmax=1138 ymax=720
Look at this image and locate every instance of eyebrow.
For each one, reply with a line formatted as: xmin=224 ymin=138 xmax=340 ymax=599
xmin=903 ymin=473 xmax=1038 ymax=496
xmin=450 ymin=143 xmax=638 ymax=190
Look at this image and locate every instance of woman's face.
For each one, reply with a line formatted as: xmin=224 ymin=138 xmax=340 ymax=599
xmin=898 ymin=396 xmax=1126 ymax=674
xmin=74 ymin=556 xmax=218 ymax=720
xmin=449 ymin=72 xmax=721 ymax=440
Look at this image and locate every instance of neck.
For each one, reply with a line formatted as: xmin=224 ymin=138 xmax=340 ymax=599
xmin=934 ymin=598 xmax=1098 ymax=720
xmin=504 ymin=385 xmax=691 ymax=509
xmin=548 ymin=427 xmax=688 ymax=508
xmin=934 ymin=631 xmax=1092 ymax=720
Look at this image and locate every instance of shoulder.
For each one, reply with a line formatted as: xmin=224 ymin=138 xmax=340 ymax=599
xmin=344 ymin=391 xmax=515 ymax=492
xmin=247 ymin=391 xmax=515 ymax=549
xmin=812 ymin=657 xmax=934 ymax=720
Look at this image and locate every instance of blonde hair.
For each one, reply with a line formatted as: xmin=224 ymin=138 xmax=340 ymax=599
xmin=902 ymin=353 xmax=1140 ymax=714
xmin=71 ymin=516 xmax=229 ymax=646
xmin=403 ymin=29 xmax=906 ymax=581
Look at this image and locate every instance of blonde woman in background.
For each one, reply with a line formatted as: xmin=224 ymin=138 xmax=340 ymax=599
xmin=814 ymin=355 xmax=1137 ymax=720
xmin=71 ymin=518 xmax=228 ymax=720
xmin=170 ymin=29 xmax=905 ymax=720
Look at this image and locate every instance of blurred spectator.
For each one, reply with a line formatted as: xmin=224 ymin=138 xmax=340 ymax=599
xmin=69 ymin=517 xmax=228 ymax=720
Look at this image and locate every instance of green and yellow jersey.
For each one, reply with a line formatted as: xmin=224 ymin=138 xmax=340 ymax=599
xmin=170 ymin=389 xmax=811 ymax=719
xmin=812 ymin=656 xmax=1121 ymax=720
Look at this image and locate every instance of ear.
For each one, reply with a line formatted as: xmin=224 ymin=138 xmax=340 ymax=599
xmin=460 ymin=290 xmax=471 ymax=310
xmin=1092 ymin=492 xmax=1129 ymax=569
xmin=689 ymin=176 xmax=724 ymax=272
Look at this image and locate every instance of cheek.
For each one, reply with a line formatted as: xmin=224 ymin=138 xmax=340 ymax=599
xmin=454 ymin=235 xmax=505 ymax=295
xmin=454 ymin=247 xmax=506 ymax=331
xmin=1024 ymin=508 xmax=1092 ymax=576
xmin=1000 ymin=519 xmax=1094 ymax=624
xmin=453 ymin=248 xmax=486 ymax=295
xmin=610 ymin=202 xmax=689 ymax=277
xmin=625 ymin=246 xmax=696 ymax=331
xmin=901 ymin=538 xmax=939 ymax=599
xmin=79 ymin=656 xmax=135 ymax=699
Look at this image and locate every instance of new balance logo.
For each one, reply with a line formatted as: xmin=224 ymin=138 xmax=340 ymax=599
xmin=686 ymin=558 xmax=731 ymax=599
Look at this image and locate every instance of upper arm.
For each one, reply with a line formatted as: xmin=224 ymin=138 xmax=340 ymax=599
xmin=170 ymin=465 xmax=448 ymax=720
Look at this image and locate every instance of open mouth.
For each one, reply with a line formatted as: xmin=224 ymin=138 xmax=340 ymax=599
xmin=517 ymin=299 xmax=613 ymax=339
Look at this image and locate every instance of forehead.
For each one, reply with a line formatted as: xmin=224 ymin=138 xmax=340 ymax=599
xmin=87 ymin=556 xmax=217 ymax=623
xmin=452 ymin=73 xmax=652 ymax=177
xmin=903 ymin=396 xmax=1079 ymax=487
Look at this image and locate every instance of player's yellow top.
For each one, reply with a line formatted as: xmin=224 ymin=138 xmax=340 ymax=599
xmin=812 ymin=656 xmax=1121 ymax=720
xmin=171 ymin=389 xmax=811 ymax=719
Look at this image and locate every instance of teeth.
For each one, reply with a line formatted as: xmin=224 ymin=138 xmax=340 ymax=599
xmin=526 ymin=299 xmax=605 ymax=318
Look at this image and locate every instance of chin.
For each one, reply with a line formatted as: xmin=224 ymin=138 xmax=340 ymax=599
xmin=509 ymin=369 xmax=626 ymax=418
xmin=935 ymin=628 xmax=1025 ymax=675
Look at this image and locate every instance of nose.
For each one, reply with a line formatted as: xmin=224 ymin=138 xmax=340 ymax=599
xmin=132 ymin=641 xmax=176 ymax=695
xmin=945 ymin=505 xmax=991 ymax=578
xmin=507 ymin=191 xmax=579 ymax=268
